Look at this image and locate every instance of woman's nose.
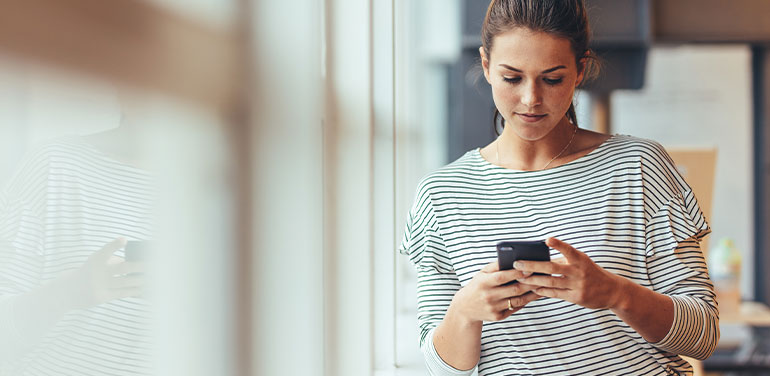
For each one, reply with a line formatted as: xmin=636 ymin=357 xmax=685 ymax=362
xmin=520 ymin=82 xmax=542 ymax=107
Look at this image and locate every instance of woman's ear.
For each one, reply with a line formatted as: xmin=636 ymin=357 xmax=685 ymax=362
xmin=575 ymin=57 xmax=587 ymax=87
xmin=479 ymin=46 xmax=491 ymax=84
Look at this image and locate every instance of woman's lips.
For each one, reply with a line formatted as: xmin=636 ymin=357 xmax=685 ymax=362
xmin=515 ymin=113 xmax=547 ymax=123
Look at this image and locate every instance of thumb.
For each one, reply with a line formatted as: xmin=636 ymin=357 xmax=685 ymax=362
xmin=91 ymin=237 xmax=127 ymax=264
xmin=545 ymin=237 xmax=580 ymax=262
xmin=481 ymin=260 xmax=500 ymax=273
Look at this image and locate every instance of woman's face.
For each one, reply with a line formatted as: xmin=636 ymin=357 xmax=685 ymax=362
xmin=481 ymin=27 xmax=584 ymax=142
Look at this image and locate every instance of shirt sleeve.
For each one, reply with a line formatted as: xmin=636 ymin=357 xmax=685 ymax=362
xmin=399 ymin=179 xmax=476 ymax=375
xmin=640 ymin=141 xmax=719 ymax=359
xmin=0 ymin=150 xmax=50 ymax=362
xmin=418 ymin=273 xmax=476 ymax=376
xmin=648 ymin=239 xmax=719 ymax=360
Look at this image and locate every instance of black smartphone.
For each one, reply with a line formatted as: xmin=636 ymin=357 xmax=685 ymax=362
xmin=496 ymin=240 xmax=550 ymax=274
xmin=124 ymin=241 xmax=150 ymax=262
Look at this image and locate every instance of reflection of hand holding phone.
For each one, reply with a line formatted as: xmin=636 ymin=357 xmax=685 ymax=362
xmin=496 ymin=240 xmax=550 ymax=274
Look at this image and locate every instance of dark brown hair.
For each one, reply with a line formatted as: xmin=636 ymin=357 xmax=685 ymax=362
xmin=481 ymin=0 xmax=599 ymax=134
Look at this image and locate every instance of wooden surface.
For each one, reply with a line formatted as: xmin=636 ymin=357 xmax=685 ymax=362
xmin=684 ymin=301 xmax=770 ymax=376
xmin=653 ymin=0 xmax=770 ymax=42
xmin=667 ymin=148 xmax=718 ymax=258
xmin=0 ymin=0 xmax=240 ymax=109
xmin=720 ymin=301 xmax=770 ymax=326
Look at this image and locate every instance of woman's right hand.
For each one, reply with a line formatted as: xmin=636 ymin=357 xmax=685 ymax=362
xmin=2 ymin=238 xmax=147 ymax=359
xmin=448 ymin=261 xmax=540 ymax=323
xmin=58 ymin=237 xmax=146 ymax=310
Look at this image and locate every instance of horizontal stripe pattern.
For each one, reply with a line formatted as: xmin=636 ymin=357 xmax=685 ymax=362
xmin=0 ymin=137 xmax=154 ymax=375
xmin=400 ymin=135 xmax=718 ymax=376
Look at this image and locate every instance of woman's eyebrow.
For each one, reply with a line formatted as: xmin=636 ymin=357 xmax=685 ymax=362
xmin=498 ymin=64 xmax=567 ymax=74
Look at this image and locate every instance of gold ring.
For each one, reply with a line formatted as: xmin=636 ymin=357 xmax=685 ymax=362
xmin=507 ymin=298 xmax=514 ymax=311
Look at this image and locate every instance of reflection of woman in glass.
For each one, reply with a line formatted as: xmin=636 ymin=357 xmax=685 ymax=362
xmin=399 ymin=1 xmax=718 ymax=375
xmin=0 ymin=105 xmax=153 ymax=375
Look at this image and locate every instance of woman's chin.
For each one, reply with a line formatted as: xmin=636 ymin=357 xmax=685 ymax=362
xmin=511 ymin=124 xmax=554 ymax=142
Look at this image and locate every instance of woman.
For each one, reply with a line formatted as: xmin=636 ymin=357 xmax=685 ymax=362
xmin=399 ymin=0 xmax=719 ymax=375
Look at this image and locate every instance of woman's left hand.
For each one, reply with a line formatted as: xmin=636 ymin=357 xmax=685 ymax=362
xmin=516 ymin=237 xmax=627 ymax=310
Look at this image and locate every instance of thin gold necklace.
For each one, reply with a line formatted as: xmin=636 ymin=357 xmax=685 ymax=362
xmin=496 ymin=124 xmax=578 ymax=170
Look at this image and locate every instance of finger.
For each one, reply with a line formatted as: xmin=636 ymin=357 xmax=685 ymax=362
xmin=534 ymin=287 xmax=571 ymax=301
xmin=516 ymin=282 xmax=541 ymax=293
xmin=107 ymin=261 xmax=146 ymax=276
xmin=482 ymin=261 xmax=499 ymax=273
xmin=108 ymin=274 xmax=145 ymax=289
xmin=499 ymin=281 xmax=537 ymax=298
xmin=486 ymin=269 xmax=532 ymax=287
xmin=496 ymin=292 xmax=539 ymax=312
xmin=513 ymin=260 xmax=565 ymax=275
xmin=552 ymin=257 xmax=568 ymax=265
xmin=91 ymin=237 xmax=127 ymax=264
xmin=490 ymin=306 xmax=518 ymax=321
xmin=499 ymin=269 xmax=533 ymax=283
xmin=500 ymin=308 xmax=517 ymax=319
xmin=107 ymin=255 xmax=125 ymax=266
xmin=519 ymin=274 xmax=569 ymax=289
xmin=487 ymin=282 xmax=527 ymax=302
xmin=106 ymin=287 xmax=143 ymax=301
xmin=545 ymin=237 xmax=583 ymax=263
xmin=497 ymin=297 xmax=516 ymax=313
xmin=506 ymin=292 xmax=540 ymax=309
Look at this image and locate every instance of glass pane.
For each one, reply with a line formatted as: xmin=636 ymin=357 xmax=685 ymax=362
xmin=0 ymin=58 xmax=236 ymax=376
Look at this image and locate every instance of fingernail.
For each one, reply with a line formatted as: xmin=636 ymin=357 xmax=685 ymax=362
xmin=523 ymin=271 xmax=532 ymax=277
xmin=513 ymin=261 xmax=522 ymax=269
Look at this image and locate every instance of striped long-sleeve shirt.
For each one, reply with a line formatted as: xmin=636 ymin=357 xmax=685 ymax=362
xmin=399 ymin=135 xmax=719 ymax=376
xmin=0 ymin=137 xmax=154 ymax=375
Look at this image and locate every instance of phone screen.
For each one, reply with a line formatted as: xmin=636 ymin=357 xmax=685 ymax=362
xmin=124 ymin=241 xmax=151 ymax=262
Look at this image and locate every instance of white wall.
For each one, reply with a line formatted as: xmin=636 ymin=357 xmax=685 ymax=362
xmin=612 ymin=45 xmax=754 ymax=298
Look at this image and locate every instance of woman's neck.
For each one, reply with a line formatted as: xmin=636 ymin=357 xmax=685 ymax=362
xmin=495 ymin=117 xmax=578 ymax=171
xmin=84 ymin=117 xmax=153 ymax=170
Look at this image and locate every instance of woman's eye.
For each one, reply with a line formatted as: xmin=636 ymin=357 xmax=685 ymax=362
xmin=543 ymin=78 xmax=563 ymax=85
xmin=502 ymin=77 xmax=521 ymax=84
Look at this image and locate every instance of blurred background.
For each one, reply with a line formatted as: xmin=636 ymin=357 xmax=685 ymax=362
xmin=0 ymin=0 xmax=768 ymax=375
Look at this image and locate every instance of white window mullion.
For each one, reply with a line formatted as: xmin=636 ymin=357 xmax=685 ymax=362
xmin=323 ymin=0 xmax=374 ymax=375
xmin=372 ymin=0 xmax=397 ymax=372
